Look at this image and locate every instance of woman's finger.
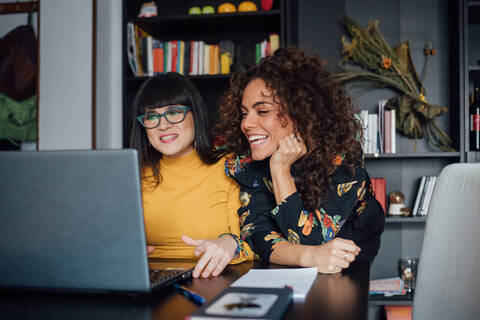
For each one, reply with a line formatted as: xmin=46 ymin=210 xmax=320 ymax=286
xmin=181 ymin=235 xmax=204 ymax=247
xmin=201 ymin=252 xmax=223 ymax=278
xmin=192 ymin=251 xmax=213 ymax=278
xmin=212 ymin=254 xmax=232 ymax=277
xmin=147 ymin=245 xmax=155 ymax=254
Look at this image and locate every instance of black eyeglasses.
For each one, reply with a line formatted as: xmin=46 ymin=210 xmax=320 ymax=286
xmin=136 ymin=106 xmax=191 ymax=129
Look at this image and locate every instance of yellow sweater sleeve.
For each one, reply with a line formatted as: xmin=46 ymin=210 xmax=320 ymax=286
xmin=226 ymin=179 xmax=253 ymax=264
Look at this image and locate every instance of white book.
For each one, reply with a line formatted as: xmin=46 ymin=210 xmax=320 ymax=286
xmin=391 ymin=109 xmax=396 ymax=153
xmin=192 ymin=41 xmax=198 ymax=75
xmin=198 ymin=41 xmax=204 ymax=75
xmin=422 ymin=176 xmax=437 ymax=216
xmin=372 ymin=113 xmax=378 ymax=154
xmin=361 ymin=110 xmax=368 ymax=154
xmin=146 ymin=36 xmax=153 ymax=76
xmin=231 ymin=267 xmax=317 ymax=300
xmin=127 ymin=23 xmax=138 ymax=76
xmin=167 ymin=41 xmax=172 ymax=72
xmin=368 ymin=114 xmax=378 ymax=154
xmin=204 ymin=44 xmax=210 ymax=75
xmin=412 ymin=176 xmax=427 ymax=216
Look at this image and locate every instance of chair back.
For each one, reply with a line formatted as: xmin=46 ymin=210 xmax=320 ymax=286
xmin=413 ymin=163 xmax=480 ymax=320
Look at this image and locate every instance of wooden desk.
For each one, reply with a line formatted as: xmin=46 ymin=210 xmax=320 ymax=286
xmin=0 ymin=261 xmax=370 ymax=320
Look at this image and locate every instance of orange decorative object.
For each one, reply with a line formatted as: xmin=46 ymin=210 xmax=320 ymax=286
xmin=238 ymin=1 xmax=258 ymax=12
xmin=218 ymin=3 xmax=236 ymax=13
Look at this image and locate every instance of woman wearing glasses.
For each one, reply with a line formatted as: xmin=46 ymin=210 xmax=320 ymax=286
xmin=129 ymin=73 xmax=251 ymax=278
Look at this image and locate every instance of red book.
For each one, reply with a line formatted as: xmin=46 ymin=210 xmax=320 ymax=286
xmin=171 ymin=40 xmax=178 ymax=72
xmin=371 ymin=178 xmax=386 ymax=214
xmin=152 ymin=40 xmax=164 ymax=74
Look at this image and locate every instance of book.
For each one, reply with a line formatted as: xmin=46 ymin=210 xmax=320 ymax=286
xmin=391 ymin=109 xmax=396 ymax=153
xmin=369 ymin=277 xmax=406 ymax=296
xmin=411 ymin=176 xmax=427 ymax=216
xmin=417 ymin=176 xmax=434 ymax=216
xmin=384 ymin=110 xmax=391 ymax=153
xmin=126 ymin=23 xmax=138 ymax=76
xmin=189 ymin=287 xmax=293 ymax=320
xmin=371 ymin=177 xmax=386 ymax=213
xmin=269 ymin=33 xmax=279 ymax=53
xmin=419 ymin=176 xmax=436 ymax=216
xmin=230 ymin=267 xmax=317 ymax=300
xmin=152 ymin=40 xmax=164 ymax=74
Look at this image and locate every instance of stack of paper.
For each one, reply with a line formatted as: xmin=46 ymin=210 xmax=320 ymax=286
xmin=369 ymin=277 xmax=406 ymax=296
xmin=231 ymin=267 xmax=317 ymax=300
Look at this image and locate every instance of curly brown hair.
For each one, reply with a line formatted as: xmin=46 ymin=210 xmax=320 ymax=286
xmin=216 ymin=46 xmax=363 ymax=209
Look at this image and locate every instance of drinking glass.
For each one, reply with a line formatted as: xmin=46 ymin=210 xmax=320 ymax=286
xmin=398 ymin=257 xmax=419 ymax=292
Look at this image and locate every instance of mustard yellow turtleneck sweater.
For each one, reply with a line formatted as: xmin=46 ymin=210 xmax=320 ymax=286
xmin=141 ymin=150 xmax=251 ymax=262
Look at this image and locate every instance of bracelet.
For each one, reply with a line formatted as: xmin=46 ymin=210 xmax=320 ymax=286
xmin=218 ymin=233 xmax=241 ymax=256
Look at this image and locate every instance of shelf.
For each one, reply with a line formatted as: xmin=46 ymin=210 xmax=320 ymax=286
xmin=365 ymin=152 xmax=460 ymax=159
xmin=468 ymin=2 xmax=480 ymax=24
xmin=133 ymin=11 xmax=282 ymax=37
xmin=469 ymin=66 xmax=480 ymax=71
xmin=369 ymin=295 xmax=413 ymax=306
xmin=126 ymin=74 xmax=231 ymax=82
xmin=385 ymin=216 xmax=427 ymax=223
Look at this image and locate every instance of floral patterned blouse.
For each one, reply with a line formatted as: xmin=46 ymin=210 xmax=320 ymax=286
xmin=225 ymin=154 xmax=385 ymax=263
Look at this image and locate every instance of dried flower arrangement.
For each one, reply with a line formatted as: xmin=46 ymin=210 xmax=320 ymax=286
xmin=333 ymin=15 xmax=455 ymax=152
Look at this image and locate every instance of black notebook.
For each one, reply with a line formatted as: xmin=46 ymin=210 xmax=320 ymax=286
xmin=189 ymin=287 xmax=293 ymax=320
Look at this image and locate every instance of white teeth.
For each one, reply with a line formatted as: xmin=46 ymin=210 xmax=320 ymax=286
xmin=160 ymin=135 xmax=177 ymax=142
xmin=248 ymin=135 xmax=267 ymax=143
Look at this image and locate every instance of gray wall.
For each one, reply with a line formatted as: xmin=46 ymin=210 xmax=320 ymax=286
xmin=298 ymin=0 xmax=451 ymax=154
xmin=38 ymin=0 xmax=93 ymax=150
xmin=96 ymin=0 xmax=123 ymax=149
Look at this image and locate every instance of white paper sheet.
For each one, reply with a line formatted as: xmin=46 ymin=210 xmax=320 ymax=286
xmin=231 ymin=267 xmax=318 ymax=300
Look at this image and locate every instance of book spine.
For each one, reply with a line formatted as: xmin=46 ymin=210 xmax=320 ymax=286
xmin=417 ymin=176 xmax=431 ymax=216
xmin=412 ymin=176 xmax=427 ymax=216
xmin=422 ymin=176 xmax=437 ymax=215
xmin=269 ymin=33 xmax=279 ymax=53
xmin=152 ymin=40 xmax=163 ymax=74
xmin=384 ymin=110 xmax=391 ymax=153
xmin=391 ymin=109 xmax=396 ymax=153
xmin=198 ymin=41 xmax=204 ymax=75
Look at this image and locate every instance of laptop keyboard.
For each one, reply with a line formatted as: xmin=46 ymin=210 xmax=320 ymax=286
xmin=149 ymin=269 xmax=191 ymax=289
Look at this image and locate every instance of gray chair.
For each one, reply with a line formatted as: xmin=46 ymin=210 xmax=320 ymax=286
xmin=413 ymin=163 xmax=480 ymax=320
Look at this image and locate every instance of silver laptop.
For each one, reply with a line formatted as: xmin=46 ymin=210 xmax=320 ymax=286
xmin=0 ymin=149 xmax=192 ymax=294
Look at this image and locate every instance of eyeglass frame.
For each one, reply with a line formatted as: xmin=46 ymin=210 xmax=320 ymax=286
xmin=136 ymin=106 xmax=192 ymax=128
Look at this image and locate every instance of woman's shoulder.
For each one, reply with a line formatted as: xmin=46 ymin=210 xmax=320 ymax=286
xmin=224 ymin=153 xmax=255 ymax=178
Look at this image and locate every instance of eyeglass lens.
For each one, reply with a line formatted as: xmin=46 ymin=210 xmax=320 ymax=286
xmin=141 ymin=108 xmax=187 ymax=127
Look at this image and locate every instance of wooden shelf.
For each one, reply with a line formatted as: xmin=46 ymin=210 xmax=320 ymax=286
xmin=365 ymin=152 xmax=460 ymax=159
xmin=385 ymin=216 xmax=427 ymax=223
xmin=133 ymin=10 xmax=282 ymax=37
xmin=369 ymin=292 xmax=414 ymax=306
xmin=126 ymin=74 xmax=231 ymax=82
xmin=134 ymin=10 xmax=282 ymax=22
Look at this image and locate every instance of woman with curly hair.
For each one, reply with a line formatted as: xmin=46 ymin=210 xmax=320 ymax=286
xmin=217 ymin=47 xmax=384 ymax=273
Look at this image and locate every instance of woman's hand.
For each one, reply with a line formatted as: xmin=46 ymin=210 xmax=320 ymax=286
xmin=182 ymin=235 xmax=238 ymax=278
xmin=147 ymin=245 xmax=155 ymax=254
xmin=269 ymin=133 xmax=307 ymax=172
xmin=299 ymin=238 xmax=361 ymax=274
xmin=269 ymin=133 xmax=307 ymax=204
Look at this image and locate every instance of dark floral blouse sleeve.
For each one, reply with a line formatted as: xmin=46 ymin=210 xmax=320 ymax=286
xmin=225 ymin=154 xmax=385 ymax=263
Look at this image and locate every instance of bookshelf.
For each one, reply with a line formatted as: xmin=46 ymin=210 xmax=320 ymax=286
xmin=464 ymin=0 xmax=480 ymax=162
xmin=122 ymin=0 xmax=298 ymax=146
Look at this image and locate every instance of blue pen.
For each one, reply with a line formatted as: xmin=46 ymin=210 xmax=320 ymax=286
xmin=173 ymin=283 xmax=206 ymax=305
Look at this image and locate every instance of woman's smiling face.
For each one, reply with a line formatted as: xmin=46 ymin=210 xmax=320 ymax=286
xmin=240 ymin=78 xmax=295 ymax=160
xmin=145 ymin=105 xmax=195 ymax=159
